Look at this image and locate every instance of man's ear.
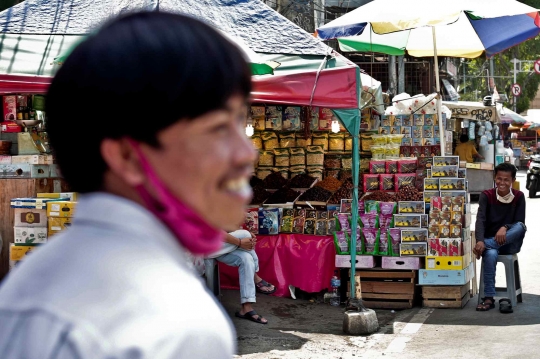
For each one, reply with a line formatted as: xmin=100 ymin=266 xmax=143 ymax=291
xmin=100 ymin=138 xmax=145 ymax=187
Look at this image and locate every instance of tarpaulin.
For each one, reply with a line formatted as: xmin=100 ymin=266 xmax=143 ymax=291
xmin=0 ymin=74 xmax=49 ymax=94
xmin=251 ymin=66 xmax=359 ymax=109
xmin=219 ymin=234 xmax=336 ymax=298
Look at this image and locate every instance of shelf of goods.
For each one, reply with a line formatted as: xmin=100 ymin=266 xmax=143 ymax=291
xmin=0 ymin=180 xmax=71 ymax=280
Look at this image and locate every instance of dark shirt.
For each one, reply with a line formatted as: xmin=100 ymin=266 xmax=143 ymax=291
xmin=475 ymin=188 xmax=526 ymax=242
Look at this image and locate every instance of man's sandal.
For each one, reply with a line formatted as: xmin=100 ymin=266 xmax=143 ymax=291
xmin=235 ymin=310 xmax=268 ymax=325
xmin=256 ymin=279 xmax=276 ymax=295
xmin=499 ymin=298 xmax=514 ymax=313
xmin=476 ymin=298 xmax=495 ymax=311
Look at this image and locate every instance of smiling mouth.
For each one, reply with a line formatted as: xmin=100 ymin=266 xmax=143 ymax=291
xmin=223 ymin=177 xmax=252 ymax=202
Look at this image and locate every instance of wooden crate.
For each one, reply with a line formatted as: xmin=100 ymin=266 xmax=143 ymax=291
xmin=422 ymin=283 xmax=470 ymax=309
xmin=349 ymin=269 xmax=418 ymax=309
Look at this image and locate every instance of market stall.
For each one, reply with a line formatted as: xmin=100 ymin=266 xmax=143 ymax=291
xmin=442 ymin=101 xmax=504 ymax=195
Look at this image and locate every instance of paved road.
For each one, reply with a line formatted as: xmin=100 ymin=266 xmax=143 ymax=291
xmin=223 ymin=171 xmax=539 ymax=358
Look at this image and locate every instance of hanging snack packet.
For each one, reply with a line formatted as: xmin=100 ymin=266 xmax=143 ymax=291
xmin=362 ymin=229 xmax=380 ymax=255
xmin=333 ymin=231 xmax=350 ymax=255
xmin=360 ymin=213 xmax=379 ymax=229
xmin=378 ymin=228 xmax=390 ymax=255
xmin=380 ymin=202 xmax=397 ymax=215
xmin=364 ymin=200 xmax=380 ymax=214
xmin=389 ymin=228 xmax=401 ymax=257
xmin=379 ymin=215 xmax=394 ymax=229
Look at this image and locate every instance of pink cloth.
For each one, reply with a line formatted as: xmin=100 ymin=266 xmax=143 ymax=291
xmin=219 ymin=234 xmax=336 ymax=297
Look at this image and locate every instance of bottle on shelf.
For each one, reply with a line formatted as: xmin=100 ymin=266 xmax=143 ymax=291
xmin=330 ymin=270 xmax=341 ymax=307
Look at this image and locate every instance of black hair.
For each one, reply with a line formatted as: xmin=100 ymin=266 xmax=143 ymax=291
xmin=46 ymin=11 xmax=252 ymax=193
xmin=495 ymin=163 xmax=516 ymax=179
xmin=504 ymin=141 xmax=513 ymax=150
xmin=459 ymin=134 xmax=469 ymax=143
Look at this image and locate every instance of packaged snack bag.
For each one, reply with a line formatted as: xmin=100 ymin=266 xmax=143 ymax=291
xmin=389 ymin=228 xmax=401 ymax=256
xmin=380 ymin=202 xmax=397 ymax=215
xmin=379 ymin=215 xmax=394 ymax=229
xmin=333 ymin=231 xmax=350 ymax=254
xmin=362 ymin=229 xmax=380 ymax=255
xmin=360 ymin=213 xmax=379 ymax=229
xmin=364 ymin=200 xmax=380 ymax=214
xmin=378 ymin=228 xmax=390 ymax=255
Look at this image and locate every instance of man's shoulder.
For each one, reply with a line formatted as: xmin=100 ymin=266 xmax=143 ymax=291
xmin=481 ymin=188 xmax=497 ymax=203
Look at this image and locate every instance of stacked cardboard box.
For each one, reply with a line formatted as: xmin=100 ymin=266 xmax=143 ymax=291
xmin=46 ymin=200 xmax=76 ymax=237
xmin=9 ymin=197 xmax=67 ymax=271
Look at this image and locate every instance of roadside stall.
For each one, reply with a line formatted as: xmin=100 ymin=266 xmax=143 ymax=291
xmin=442 ymin=101 xmax=503 ymax=195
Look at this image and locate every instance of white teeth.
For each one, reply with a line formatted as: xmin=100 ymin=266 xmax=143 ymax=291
xmin=224 ymin=178 xmax=249 ymax=192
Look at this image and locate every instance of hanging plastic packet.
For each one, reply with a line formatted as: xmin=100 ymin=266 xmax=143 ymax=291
xmin=486 ymin=132 xmax=493 ymax=141
xmin=469 ymin=121 xmax=476 ymax=140
xmin=485 ymin=121 xmax=493 ymax=131
xmin=480 ymin=135 xmax=488 ymax=147
xmin=478 ymin=125 xmax=486 ymax=136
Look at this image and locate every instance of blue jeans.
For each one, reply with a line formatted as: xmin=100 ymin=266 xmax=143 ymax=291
xmin=215 ymin=230 xmax=259 ymax=304
xmin=482 ymin=222 xmax=526 ymax=297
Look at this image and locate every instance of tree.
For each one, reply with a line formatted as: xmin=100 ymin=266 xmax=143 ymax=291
xmin=460 ymin=0 xmax=540 ymax=113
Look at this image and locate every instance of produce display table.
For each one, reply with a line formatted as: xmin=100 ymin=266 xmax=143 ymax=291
xmin=219 ymin=234 xmax=336 ymax=297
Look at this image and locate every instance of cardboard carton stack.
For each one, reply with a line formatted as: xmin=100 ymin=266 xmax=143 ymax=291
xmin=43 ymin=194 xmax=77 ymax=238
xmin=8 ymin=194 xmax=76 ymax=271
xmin=418 ymin=156 xmax=475 ymax=308
xmin=9 ymin=197 xmax=62 ymax=271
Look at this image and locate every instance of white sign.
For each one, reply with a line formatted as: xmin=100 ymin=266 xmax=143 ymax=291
xmin=512 ymin=83 xmax=522 ymax=97
xmin=535 ymin=59 xmax=540 ymax=75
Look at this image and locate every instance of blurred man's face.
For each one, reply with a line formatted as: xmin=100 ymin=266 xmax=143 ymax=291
xmin=140 ymin=95 xmax=256 ymax=230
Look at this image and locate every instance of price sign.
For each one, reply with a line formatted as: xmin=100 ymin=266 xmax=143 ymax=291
xmin=512 ymin=83 xmax=522 ymax=97
xmin=534 ymin=59 xmax=540 ymax=75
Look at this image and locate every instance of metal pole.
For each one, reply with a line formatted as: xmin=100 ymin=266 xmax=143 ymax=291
xmin=433 ymin=27 xmax=445 ymax=155
xmin=398 ymin=56 xmax=405 ymax=94
xmin=490 ymin=57 xmax=495 ymax=93
xmin=389 ymin=55 xmax=397 ymax=95
xmin=513 ymin=58 xmax=518 ymax=112
xmin=463 ymin=61 xmax=466 ymax=94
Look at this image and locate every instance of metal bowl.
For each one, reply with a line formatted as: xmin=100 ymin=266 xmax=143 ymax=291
xmin=15 ymin=120 xmax=42 ymax=127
